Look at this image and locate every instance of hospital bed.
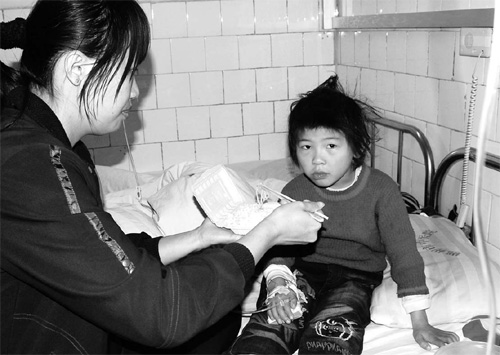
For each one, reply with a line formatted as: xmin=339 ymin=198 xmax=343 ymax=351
xmin=97 ymin=116 xmax=500 ymax=354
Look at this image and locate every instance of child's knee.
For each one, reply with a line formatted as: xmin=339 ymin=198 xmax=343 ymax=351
xmin=299 ymin=316 xmax=364 ymax=355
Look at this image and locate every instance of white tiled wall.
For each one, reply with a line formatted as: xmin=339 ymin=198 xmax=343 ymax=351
xmin=0 ymin=0 xmax=334 ymax=172
xmin=334 ymin=1 xmax=499 ymax=260
xmin=343 ymin=0 xmax=493 ymax=15
xmin=1 ymin=0 xmax=499 ymax=259
xmin=92 ymin=0 xmax=333 ymax=172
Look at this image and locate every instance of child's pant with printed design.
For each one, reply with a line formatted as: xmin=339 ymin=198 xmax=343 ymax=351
xmin=226 ymin=261 xmax=382 ymax=355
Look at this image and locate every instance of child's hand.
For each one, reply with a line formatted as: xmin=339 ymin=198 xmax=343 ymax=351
xmin=410 ymin=310 xmax=460 ymax=350
xmin=413 ymin=324 xmax=460 ymax=350
xmin=266 ymin=286 xmax=299 ymax=325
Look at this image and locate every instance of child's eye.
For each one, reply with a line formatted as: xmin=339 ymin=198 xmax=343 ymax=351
xmin=327 ymin=144 xmax=336 ymax=149
xmin=299 ymin=144 xmax=311 ymax=150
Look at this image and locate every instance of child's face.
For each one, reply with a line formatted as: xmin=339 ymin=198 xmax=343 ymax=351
xmin=296 ymin=127 xmax=356 ymax=189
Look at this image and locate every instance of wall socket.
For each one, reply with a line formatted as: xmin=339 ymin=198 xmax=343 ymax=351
xmin=459 ymin=28 xmax=492 ymax=58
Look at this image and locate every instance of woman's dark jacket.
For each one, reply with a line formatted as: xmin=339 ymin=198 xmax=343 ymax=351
xmin=0 ymin=88 xmax=255 ymax=354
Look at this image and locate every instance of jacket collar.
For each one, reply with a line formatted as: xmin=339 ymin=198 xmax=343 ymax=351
xmin=3 ymin=86 xmax=72 ymax=149
xmin=2 ymin=86 xmax=94 ymax=167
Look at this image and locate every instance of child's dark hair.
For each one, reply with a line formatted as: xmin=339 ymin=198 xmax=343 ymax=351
xmin=288 ymin=75 xmax=379 ymax=169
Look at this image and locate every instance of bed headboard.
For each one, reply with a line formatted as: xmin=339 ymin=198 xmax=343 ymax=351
xmin=430 ymin=147 xmax=500 ymax=214
xmin=368 ymin=116 xmax=435 ymax=207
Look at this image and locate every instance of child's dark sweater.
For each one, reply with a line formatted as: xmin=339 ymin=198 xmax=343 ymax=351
xmin=281 ymin=166 xmax=428 ymax=298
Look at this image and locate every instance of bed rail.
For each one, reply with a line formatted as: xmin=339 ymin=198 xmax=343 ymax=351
xmin=430 ymin=147 xmax=500 ymax=214
xmin=369 ymin=116 xmax=435 ymax=207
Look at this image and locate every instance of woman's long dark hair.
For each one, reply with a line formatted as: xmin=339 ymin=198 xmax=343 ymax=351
xmin=1 ymin=18 xmax=26 ymax=103
xmin=20 ymin=0 xmax=150 ymax=120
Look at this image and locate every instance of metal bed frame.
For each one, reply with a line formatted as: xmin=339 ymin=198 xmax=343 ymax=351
xmin=430 ymin=147 xmax=500 ymax=214
xmin=368 ymin=117 xmax=500 ymax=216
xmin=369 ymin=116 xmax=435 ymax=207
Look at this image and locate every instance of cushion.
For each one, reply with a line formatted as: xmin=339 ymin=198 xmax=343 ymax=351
xmin=105 ymin=202 xmax=163 ymax=238
xmin=101 ymin=160 xmax=291 ymax=238
xmin=228 ymin=158 xmax=300 ymax=183
xmin=147 ymin=162 xmax=271 ymax=236
xmin=370 ymin=214 xmax=500 ymax=328
xmin=96 ymin=165 xmax=163 ymax=195
xmin=147 ymin=174 xmax=206 ymax=236
xmin=145 ymin=161 xmax=215 ymax=236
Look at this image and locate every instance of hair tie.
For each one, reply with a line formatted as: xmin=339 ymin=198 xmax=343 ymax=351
xmin=1 ymin=18 xmax=26 ymax=50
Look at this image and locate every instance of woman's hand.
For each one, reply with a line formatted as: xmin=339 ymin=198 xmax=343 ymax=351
xmin=259 ymin=200 xmax=325 ymax=245
xmin=157 ymin=218 xmax=239 ymax=265
xmin=195 ymin=218 xmax=241 ymax=250
xmin=236 ymin=200 xmax=324 ymax=272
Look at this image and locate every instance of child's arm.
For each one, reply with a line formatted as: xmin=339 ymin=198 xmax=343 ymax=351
xmin=264 ymin=265 xmax=304 ymax=324
xmin=410 ymin=309 xmax=460 ymax=350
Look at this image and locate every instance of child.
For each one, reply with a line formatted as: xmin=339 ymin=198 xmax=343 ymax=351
xmin=227 ymin=75 xmax=459 ymax=355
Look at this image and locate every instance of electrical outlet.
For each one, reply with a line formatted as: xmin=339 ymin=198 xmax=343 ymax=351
xmin=459 ymin=28 xmax=492 ymax=58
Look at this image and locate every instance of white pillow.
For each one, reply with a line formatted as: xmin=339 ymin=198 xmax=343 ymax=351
xmin=147 ymin=174 xmax=206 ymax=236
xmin=101 ymin=162 xmax=210 ymax=237
xmin=105 ymin=202 xmax=163 ymax=238
xmin=371 ymin=214 xmax=500 ymax=328
xmin=148 ymin=163 xmax=291 ymax=237
xmin=96 ymin=165 xmax=163 ymax=196
xmin=102 ymin=160 xmax=291 ymax=239
xmin=228 ymin=158 xmax=300 ymax=183
xmin=147 ymin=162 xmax=256 ymax=236
xmin=102 ymin=181 xmax=164 ymax=238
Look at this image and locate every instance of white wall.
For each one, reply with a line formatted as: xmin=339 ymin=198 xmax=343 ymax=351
xmin=1 ymin=0 xmax=335 ymax=171
xmin=333 ymin=0 xmax=499 ymax=261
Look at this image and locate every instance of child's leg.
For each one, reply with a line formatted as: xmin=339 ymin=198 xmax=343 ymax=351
xmin=297 ymin=269 xmax=381 ymax=355
xmin=226 ymin=309 xmax=301 ymax=354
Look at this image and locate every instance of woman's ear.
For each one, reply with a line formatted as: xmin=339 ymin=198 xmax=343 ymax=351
xmin=64 ymin=51 xmax=93 ymax=86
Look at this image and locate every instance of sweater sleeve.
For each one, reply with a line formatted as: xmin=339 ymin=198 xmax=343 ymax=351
xmin=376 ymin=177 xmax=429 ymax=298
xmin=1 ymin=143 xmax=253 ymax=348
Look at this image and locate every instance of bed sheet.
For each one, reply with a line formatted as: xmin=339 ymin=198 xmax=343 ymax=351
xmin=362 ymin=321 xmax=467 ymax=355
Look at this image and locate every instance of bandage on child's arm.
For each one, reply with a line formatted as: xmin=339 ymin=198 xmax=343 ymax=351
xmin=264 ymin=265 xmax=306 ymax=323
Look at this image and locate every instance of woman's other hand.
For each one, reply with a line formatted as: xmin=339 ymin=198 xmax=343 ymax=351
xmin=195 ymin=218 xmax=241 ymax=250
xmin=260 ymin=200 xmax=324 ymax=245
xmin=158 ymin=218 xmax=239 ymax=265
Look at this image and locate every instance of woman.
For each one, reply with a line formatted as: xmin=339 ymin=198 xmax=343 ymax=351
xmin=0 ymin=1 xmax=325 ymax=354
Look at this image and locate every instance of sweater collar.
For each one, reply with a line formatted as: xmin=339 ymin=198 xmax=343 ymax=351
xmin=326 ymin=165 xmax=363 ymax=192
xmin=3 ymin=86 xmax=72 ymax=148
xmin=309 ymin=164 xmax=371 ymax=201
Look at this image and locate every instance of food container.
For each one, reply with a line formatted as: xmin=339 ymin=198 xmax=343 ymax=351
xmin=192 ymin=165 xmax=279 ymax=234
